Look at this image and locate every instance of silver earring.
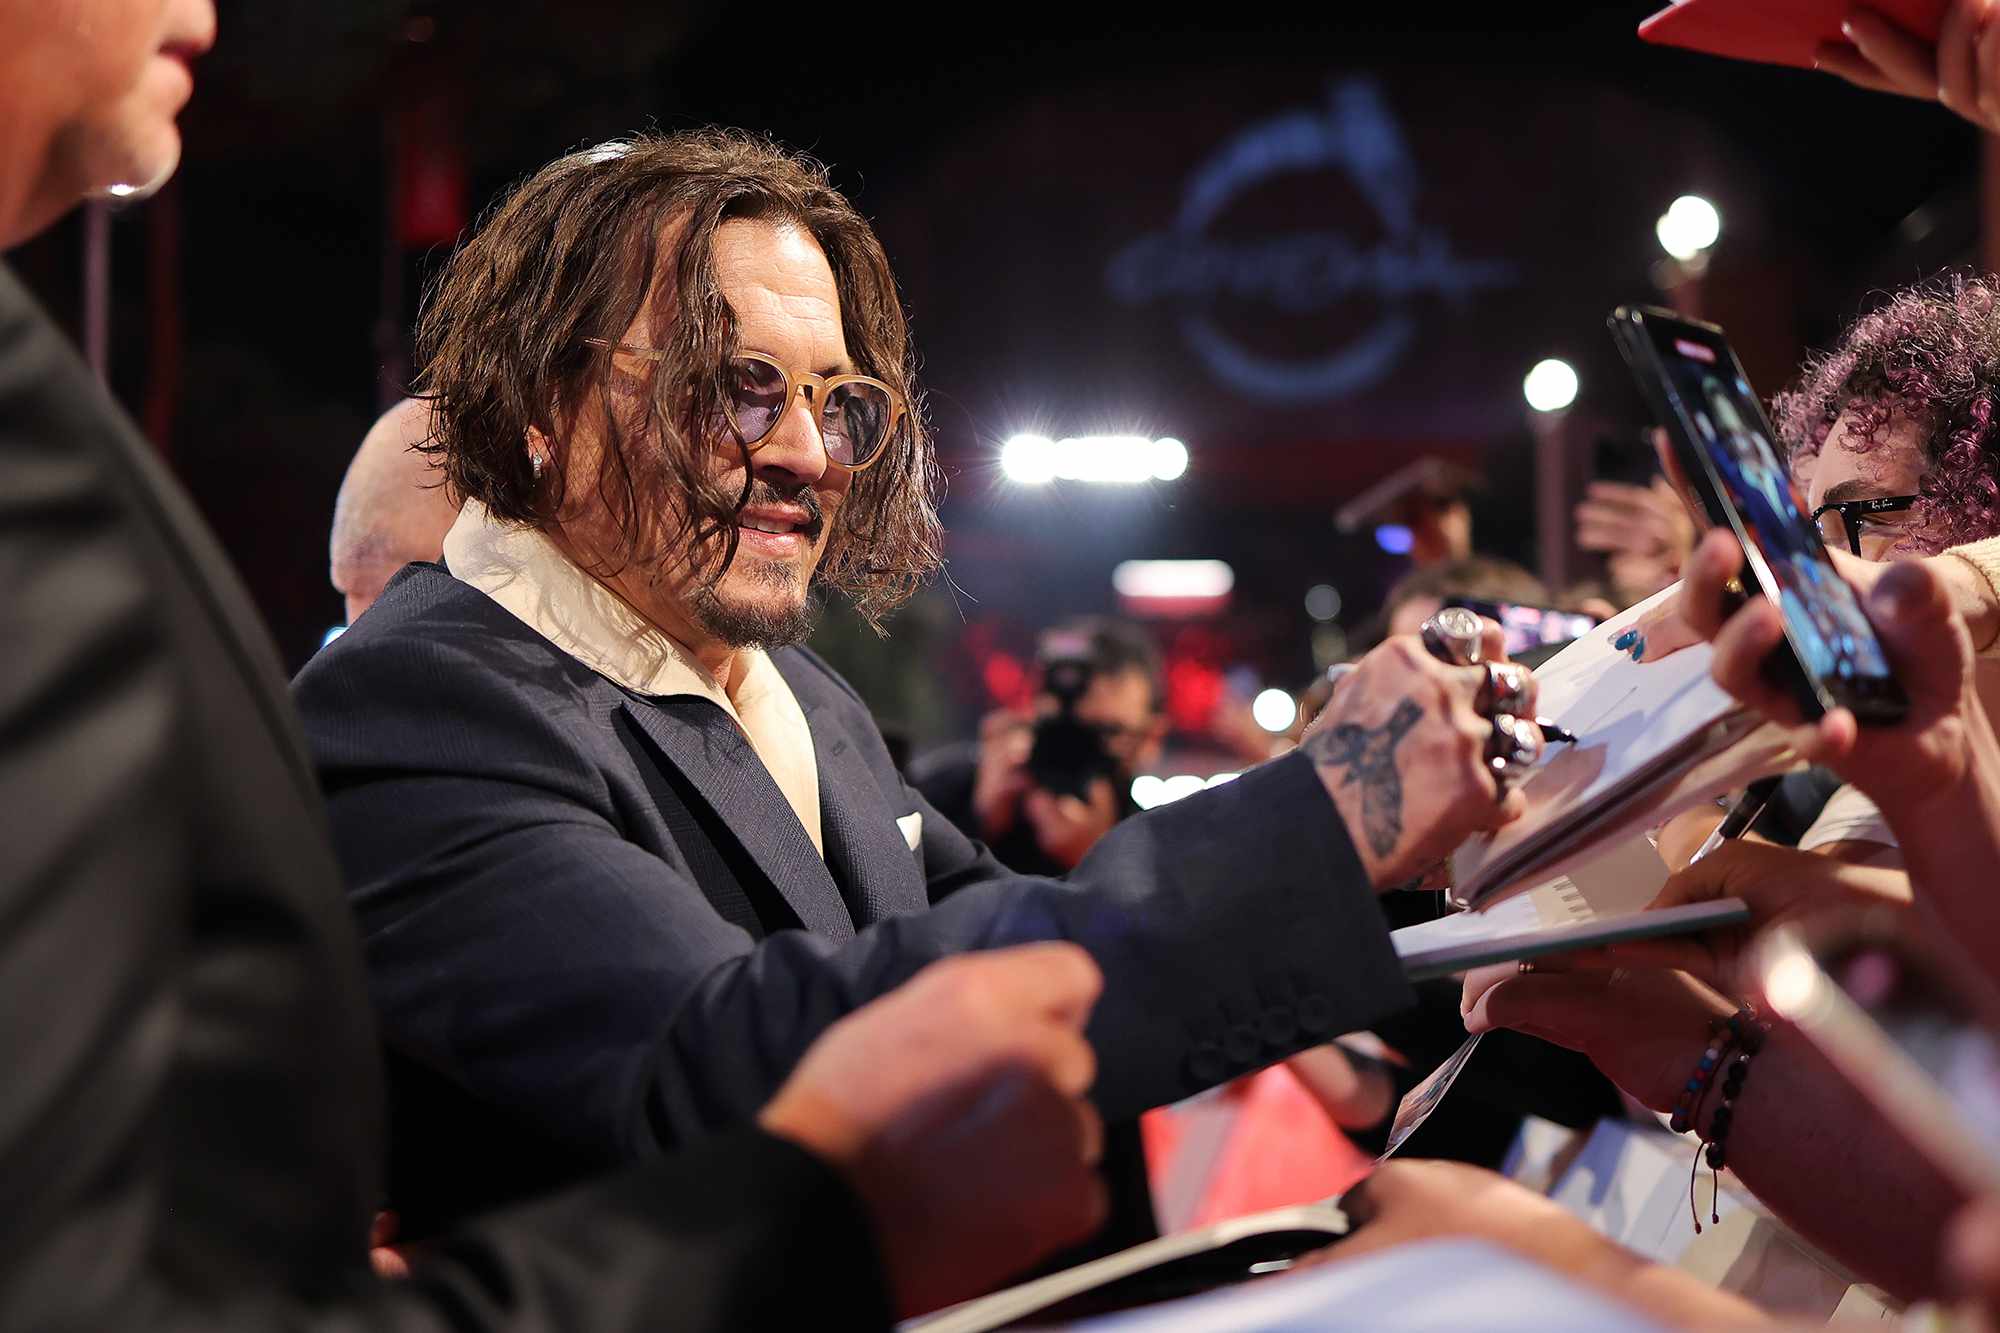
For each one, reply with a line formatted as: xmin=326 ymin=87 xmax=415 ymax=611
xmin=530 ymin=452 xmax=545 ymax=480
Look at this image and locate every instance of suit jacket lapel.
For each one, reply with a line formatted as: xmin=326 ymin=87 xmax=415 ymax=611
xmin=798 ymin=697 xmax=928 ymax=926
xmin=620 ymin=697 xmax=855 ymax=940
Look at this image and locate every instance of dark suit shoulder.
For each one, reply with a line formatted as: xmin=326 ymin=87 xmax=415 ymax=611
xmin=301 ymin=565 xmax=603 ymax=701
xmin=294 ymin=565 xmax=621 ymax=788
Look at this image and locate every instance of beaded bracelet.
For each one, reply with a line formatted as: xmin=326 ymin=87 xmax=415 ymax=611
xmin=1668 ymin=1023 xmax=1738 ymax=1135
xmin=1678 ymin=1005 xmax=1768 ymax=1233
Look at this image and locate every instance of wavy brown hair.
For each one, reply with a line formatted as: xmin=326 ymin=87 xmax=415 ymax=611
xmin=413 ymin=129 xmax=941 ymax=627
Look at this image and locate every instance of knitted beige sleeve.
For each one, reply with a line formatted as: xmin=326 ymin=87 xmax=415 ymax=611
xmin=1945 ymin=537 xmax=2000 ymax=658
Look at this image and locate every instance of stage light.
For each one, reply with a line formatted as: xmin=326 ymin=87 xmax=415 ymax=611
xmin=1002 ymin=433 xmax=1188 ymax=485
xmin=1131 ymin=775 xmax=1166 ymax=809
xmin=1304 ymin=583 xmax=1342 ymax=621
xmin=1374 ymin=523 xmax=1415 ymax=555
xmin=1112 ymin=559 xmax=1234 ymax=600
xmin=1252 ymin=688 xmax=1297 ymax=733
xmin=1001 ymin=433 xmax=1058 ymax=484
xmin=321 ymin=625 xmax=348 ymax=648
xmin=1656 ymin=194 xmax=1721 ymax=261
xmin=1523 ymin=358 xmax=1579 ymax=413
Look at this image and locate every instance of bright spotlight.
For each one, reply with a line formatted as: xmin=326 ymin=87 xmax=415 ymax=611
xmin=1003 ymin=433 xmax=1189 ymax=485
xmin=1656 ymin=194 xmax=1721 ymax=261
xmin=1252 ymin=688 xmax=1298 ymax=733
xmin=1523 ymin=358 xmax=1579 ymax=413
xmin=1001 ymin=433 xmax=1058 ymax=484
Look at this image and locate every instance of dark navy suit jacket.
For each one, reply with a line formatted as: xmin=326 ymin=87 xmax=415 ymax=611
xmin=294 ymin=565 xmax=1414 ymax=1232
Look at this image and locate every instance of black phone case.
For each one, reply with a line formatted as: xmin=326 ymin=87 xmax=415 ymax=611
xmin=1607 ymin=308 xmax=1845 ymax=722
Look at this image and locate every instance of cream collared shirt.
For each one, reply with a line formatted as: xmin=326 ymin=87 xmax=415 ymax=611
xmin=443 ymin=499 xmax=824 ymax=856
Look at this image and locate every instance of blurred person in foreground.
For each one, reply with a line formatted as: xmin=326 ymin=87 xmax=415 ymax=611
xmin=330 ymin=397 xmax=459 ymax=624
xmin=0 ymin=3 xmax=1145 ymax=1326
xmin=290 ymin=131 xmax=1542 ymax=1255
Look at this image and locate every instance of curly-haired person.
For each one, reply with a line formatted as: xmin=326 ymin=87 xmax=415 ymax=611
xmin=1754 ymin=274 xmax=2000 ymax=859
xmin=1778 ymin=272 xmax=2000 ymax=557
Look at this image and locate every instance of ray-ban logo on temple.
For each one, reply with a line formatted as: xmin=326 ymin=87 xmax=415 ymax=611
xmin=1107 ymin=80 xmax=1516 ymax=405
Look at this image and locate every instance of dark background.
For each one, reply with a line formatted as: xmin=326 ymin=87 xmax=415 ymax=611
xmin=15 ymin=0 xmax=1982 ymax=753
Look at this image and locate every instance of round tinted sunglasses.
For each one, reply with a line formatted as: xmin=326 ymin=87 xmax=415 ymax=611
xmin=586 ymin=340 xmax=903 ymax=471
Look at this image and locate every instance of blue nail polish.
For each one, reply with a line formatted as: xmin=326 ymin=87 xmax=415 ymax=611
xmin=1632 ymin=636 xmax=1647 ymax=662
xmin=1613 ymin=630 xmax=1637 ymax=650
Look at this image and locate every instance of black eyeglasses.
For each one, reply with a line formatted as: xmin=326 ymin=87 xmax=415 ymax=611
xmin=1808 ymin=494 xmax=1920 ymax=556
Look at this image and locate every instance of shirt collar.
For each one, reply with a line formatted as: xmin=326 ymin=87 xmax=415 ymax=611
xmin=443 ymin=497 xmax=754 ymax=708
xmin=442 ymin=499 xmax=825 ymax=855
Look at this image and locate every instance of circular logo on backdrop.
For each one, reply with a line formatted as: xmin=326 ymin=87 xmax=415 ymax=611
xmin=1107 ymin=80 xmax=1517 ymax=405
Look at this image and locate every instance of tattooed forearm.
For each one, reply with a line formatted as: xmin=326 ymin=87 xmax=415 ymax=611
xmin=1306 ymin=697 xmax=1425 ymax=859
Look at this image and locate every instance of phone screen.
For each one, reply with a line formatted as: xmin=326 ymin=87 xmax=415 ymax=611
xmin=1446 ymin=597 xmax=1601 ymax=656
xmin=1616 ymin=309 xmax=1904 ymax=717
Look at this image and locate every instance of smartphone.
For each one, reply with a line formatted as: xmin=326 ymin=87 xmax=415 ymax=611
xmin=1754 ymin=913 xmax=2000 ymax=1197
xmin=1608 ymin=305 xmax=1908 ymax=723
xmin=1445 ymin=596 xmax=1602 ymax=657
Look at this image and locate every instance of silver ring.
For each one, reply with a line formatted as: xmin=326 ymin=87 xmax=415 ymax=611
xmin=1478 ymin=661 xmax=1532 ymax=719
xmin=1420 ymin=607 xmax=1486 ymax=667
xmin=1485 ymin=713 xmax=1544 ymax=792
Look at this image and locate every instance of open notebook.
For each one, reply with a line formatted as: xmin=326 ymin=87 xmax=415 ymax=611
xmin=1448 ymin=583 xmax=1796 ymax=914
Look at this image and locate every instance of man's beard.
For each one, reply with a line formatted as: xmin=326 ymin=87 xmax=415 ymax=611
xmin=688 ymin=557 xmax=822 ymax=649
xmin=680 ymin=478 xmax=827 ymax=649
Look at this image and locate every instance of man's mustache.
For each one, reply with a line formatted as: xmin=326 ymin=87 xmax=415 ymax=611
xmin=739 ymin=479 xmax=824 ymax=541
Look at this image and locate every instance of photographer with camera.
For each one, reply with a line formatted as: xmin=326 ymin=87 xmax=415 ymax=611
xmin=910 ymin=618 xmax=1168 ymax=876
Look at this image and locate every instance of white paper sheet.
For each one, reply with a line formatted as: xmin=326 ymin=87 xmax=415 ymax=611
xmin=1449 ymin=583 xmax=1796 ymax=908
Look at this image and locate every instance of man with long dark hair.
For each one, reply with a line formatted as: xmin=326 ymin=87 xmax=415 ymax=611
xmin=293 ymin=130 xmax=1539 ymax=1242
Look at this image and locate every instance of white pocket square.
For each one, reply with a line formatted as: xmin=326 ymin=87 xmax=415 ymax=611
xmin=896 ymin=811 xmax=923 ymax=851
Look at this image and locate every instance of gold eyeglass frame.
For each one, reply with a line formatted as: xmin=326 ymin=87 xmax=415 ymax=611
xmin=585 ymin=338 xmax=903 ymax=472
